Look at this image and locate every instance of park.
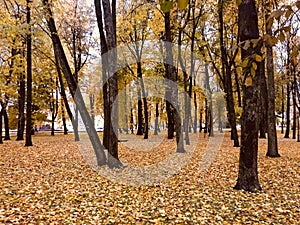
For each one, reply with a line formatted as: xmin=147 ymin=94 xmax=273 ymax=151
xmin=0 ymin=0 xmax=300 ymax=223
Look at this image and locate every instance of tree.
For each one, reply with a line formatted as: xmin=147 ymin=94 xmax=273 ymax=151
xmin=234 ymin=0 xmax=262 ymax=192
xmin=95 ymin=0 xmax=121 ymax=168
xmin=265 ymin=1 xmax=280 ymax=157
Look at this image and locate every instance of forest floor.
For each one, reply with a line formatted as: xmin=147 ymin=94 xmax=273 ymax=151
xmin=0 ymin=130 xmax=299 ymax=224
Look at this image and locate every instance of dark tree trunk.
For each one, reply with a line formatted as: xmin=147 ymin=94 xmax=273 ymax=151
xmin=4 ymin=110 xmax=10 ymax=140
xmin=16 ymin=70 xmax=25 ymax=141
xmin=50 ymin=85 xmax=58 ymax=136
xmin=95 ymin=0 xmax=109 ymax=149
xmin=284 ymin=84 xmax=290 ymax=138
xmin=0 ymin=106 xmax=3 ymax=144
xmin=61 ymin=99 xmax=68 ymax=135
xmin=164 ymin=12 xmax=184 ymax=152
xmin=136 ymin=91 xmax=143 ymax=135
xmin=281 ymin=84 xmax=284 ymax=134
xmin=199 ymin=111 xmax=203 ymax=133
xmin=25 ymin=0 xmax=33 ymax=147
xmin=265 ymin=7 xmax=280 ymax=157
xmin=102 ymin=0 xmax=121 ymax=168
xmin=234 ymin=0 xmax=261 ymax=192
xmin=154 ymin=102 xmax=159 ymax=135
xmin=44 ymin=0 xmax=106 ymax=166
xmin=164 ymin=12 xmax=175 ymax=140
xmin=204 ymin=98 xmax=208 ymax=136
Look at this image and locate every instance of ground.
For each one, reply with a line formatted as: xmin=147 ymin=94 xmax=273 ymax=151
xmin=0 ymin=131 xmax=299 ymax=224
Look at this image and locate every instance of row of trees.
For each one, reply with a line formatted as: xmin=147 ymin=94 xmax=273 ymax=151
xmin=0 ymin=0 xmax=299 ymax=191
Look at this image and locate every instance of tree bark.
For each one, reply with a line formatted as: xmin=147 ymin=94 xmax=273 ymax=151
xmin=101 ymin=0 xmax=121 ymax=168
xmin=0 ymin=106 xmax=3 ymax=144
xmin=284 ymin=84 xmax=290 ymax=138
xmin=234 ymin=0 xmax=261 ymax=192
xmin=16 ymin=68 xmax=25 ymax=141
xmin=4 ymin=109 xmax=10 ymax=140
xmin=25 ymin=0 xmax=33 ymax=147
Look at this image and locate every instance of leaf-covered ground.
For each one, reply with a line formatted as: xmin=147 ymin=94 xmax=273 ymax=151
xmin=0 ymin=131 xmax=299 ymax=224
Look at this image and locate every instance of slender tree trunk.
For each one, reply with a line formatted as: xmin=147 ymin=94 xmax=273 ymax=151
xmin=61 ymin=99 xmax=68 ymax=135
xmin=25 ymin=0 xmax=33 ymax=147
xmin=154 ymin=102 xmax=159 ymax=135
xmin=178 ymin=28 xmax=190 ymax=145
xmin=218 ymin=0 xmax=239 ymax=147
xmin=0 ymin=107 xmax=3 ymax=144
xmin=137 ymin=91 xmax=143 ymax=135
xmin=265 ymin=7 xmax=280 ymax=157
xmin=16 ymin=69 xmax=25 ymax=141
xmin=284 ymin=84 xmax=290 ymax=138
xmin=234 ymin=0 xmax=261 ymax=192
xmin=199 ymin=110 xmax=203 ymax=133
xmin=281 ymin=84 xmax=284 ymax=134
xmin=4 ymin=109 xmax=10 ymax=140
xmin=164 ymin=12 xmax=175 ymax=140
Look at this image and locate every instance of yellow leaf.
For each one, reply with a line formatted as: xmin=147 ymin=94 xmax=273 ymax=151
xmin=254 ymin=54 xmax=263 ymax=62
xmin=245 ymin=76 xmax=252 ymax=87
xmin=178 ymin=0 xmax=188 ymax=10
xmin=252 ymin=62 xmax=257 ymax=71
xmin=241 ymin=59 xmax=249 ymax=68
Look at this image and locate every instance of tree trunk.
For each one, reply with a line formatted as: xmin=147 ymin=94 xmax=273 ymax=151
xmin=178 ymin=28 xmax=190 ymax=145
xmin=154 ymin=102 xmax=159 ymax=135
xmin=0 ymin=106 xmax=3 ymax=144
xmin=281 ymin=84 xmax=284 ymax=134
xmin=4 ymin=109 xmax=10 ymax=140
xmin=218 ymin=0 xmax=239 ymax=147
xmin=164 ymin=12 xmax=175 ymax=140
xmin=265 ymin=9 xmax=280 ymax=156
xmin=234 ymin=0 xmax=261 ymax=192
xmin=61 ymin=99 xmax=68 ymax=135
xmin=164 ymin=12 xmax=184 ymax=152
xmin=16 ymin=69 xmax=25 ymax=141
xmin=136 ymin=91 xmax=144 ymax=135
xmin=284 ymin=84 xmax=290 ymax=138
xmin=102 ymin=0 xmax=121 ymax=168
xmin=25 ymin=0 xmax=33 ymax=147
xmin=44 ymin=0 xmax=106 ymax=166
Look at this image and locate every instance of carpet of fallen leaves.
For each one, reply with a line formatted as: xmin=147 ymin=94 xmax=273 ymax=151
xmin=0 ymin=131 xmax=299 ymax=224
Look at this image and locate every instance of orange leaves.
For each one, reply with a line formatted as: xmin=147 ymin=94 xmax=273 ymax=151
xmin=0 ymin=133 xmax=299 ymax=224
